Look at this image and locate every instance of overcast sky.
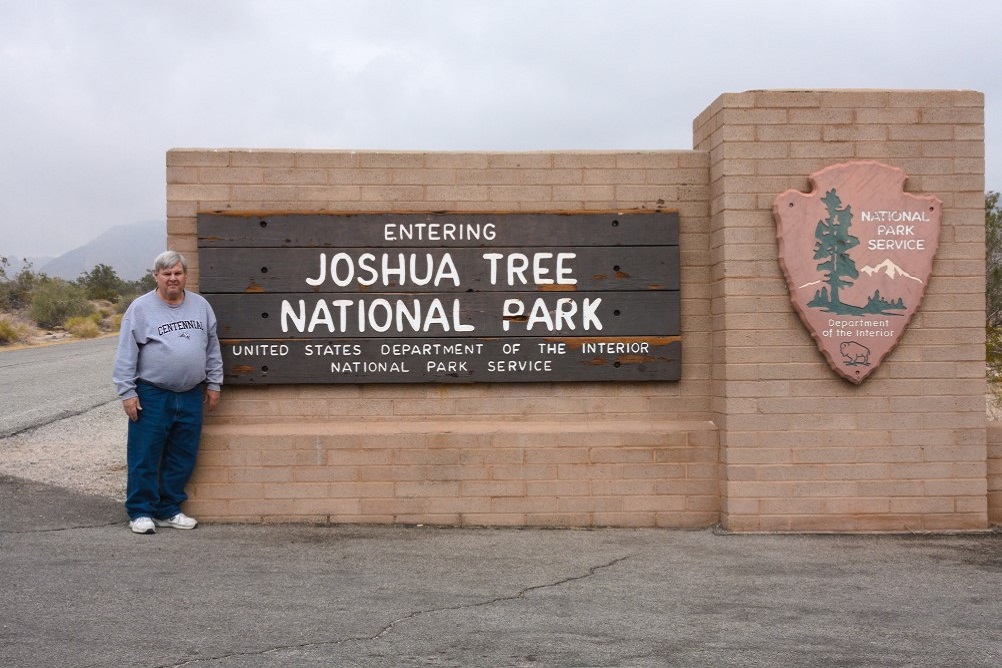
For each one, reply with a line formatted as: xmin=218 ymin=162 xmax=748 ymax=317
xmin=1 ymin=0 xmax=998 ymax=258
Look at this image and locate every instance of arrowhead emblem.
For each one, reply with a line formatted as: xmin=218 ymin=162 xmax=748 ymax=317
xmin=774 ymin=161 xmax=942 ymax=384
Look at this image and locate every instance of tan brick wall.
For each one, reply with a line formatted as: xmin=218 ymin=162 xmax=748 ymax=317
xmin=694 ymin=90 xmax=988 ymax=532
xmin=183 ymin=419 xmax=719 ymax=527
xmin=168 ymin=149 xmax=719 ymax=527
xmin=168 ymin=88 xmax=990 ymax=531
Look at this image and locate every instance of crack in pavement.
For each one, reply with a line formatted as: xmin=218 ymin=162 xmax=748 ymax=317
xmin=161 ymin=554 xmax=633 ymax=667
xmin=0 ymin=398 xmax=119 ymax=439
xmin=0 ymin=520 xmax=122 ymax=534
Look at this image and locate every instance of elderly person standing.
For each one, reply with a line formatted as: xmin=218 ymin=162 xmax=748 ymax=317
xmin=113 ymin=250 xmax=223 ymax=534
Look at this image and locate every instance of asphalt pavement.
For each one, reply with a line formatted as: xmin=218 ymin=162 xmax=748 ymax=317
xmin=0 ymin=336 xmax=118 ymax=437
xmin=1 ymin=473 xmax=1001 ymax=668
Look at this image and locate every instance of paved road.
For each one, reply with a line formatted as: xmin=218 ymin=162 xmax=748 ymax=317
xmin=1 ymin=475 xmax=1001 ymax=668
xmin=0 ymin=336 xmax=118 ymax=437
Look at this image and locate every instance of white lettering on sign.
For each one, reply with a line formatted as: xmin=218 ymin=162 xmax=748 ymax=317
xmin=383 ymin=222 xmax=497 ymax=242
xmin=380 ymin=342 xmax=484 ymax=356
xmin=231 ymin=343 xmax=290 ymax=356
xmin=426 ymin=360 xmax=469 ymax=373
xmin=305 ymin=252 xmax=461 ymax=288
xmin=305 ymin=343 xmax=362 ymax=356
xmin=281 ymin=298 xmax=475 ymax=334
xmin=827 ymin=319 xmax=891 ymax=328
xmin=330 ymin=360 xmax=410 ymax=373
xmin=501 ymin=297 xmax=603 ymax=332
xmin=481 ymin=252 xmax=577 ymax=286
xmin=864 ymin=217 xmax=929 ymax=252
xmin=867 ymin=238 xmax=926 ymax=250
xmin=876 ymin=225 xmax=915 ymax=236
xmin=859 ymin=210 xmax=930 ymax=222
xmin=581 ymin=341 xmax=649 ymax=354
xmin=487 ymin=359 xmax=553 ymax=372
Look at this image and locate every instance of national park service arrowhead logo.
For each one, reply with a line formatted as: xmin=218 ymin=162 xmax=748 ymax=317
xmin=774 ymin=161 xmax=942 ymax=384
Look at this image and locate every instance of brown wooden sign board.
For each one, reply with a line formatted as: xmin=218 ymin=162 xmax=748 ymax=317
xmin=197 ymin=211 xmax=681 ymax=384
xmin=774 ymin=162 xmax=941 ymax=384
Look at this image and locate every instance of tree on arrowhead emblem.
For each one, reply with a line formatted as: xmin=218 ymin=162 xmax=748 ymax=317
xmin=810 ymin=189 xmax=860 ymax=314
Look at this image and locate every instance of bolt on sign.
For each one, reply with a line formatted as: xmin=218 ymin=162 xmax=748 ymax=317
xmin=773 ymin=161 xmax=942 ymax=384
xmin=197 ymin=212 xmax=681 ymax=384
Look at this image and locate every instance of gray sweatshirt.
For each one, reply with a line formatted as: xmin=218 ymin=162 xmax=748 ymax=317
xmin=113 ymin=289 xmax=223 ymax=399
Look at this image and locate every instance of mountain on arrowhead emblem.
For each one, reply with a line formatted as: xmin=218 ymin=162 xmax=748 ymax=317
xmin=859 ymin=259 xmax=923 ymax=284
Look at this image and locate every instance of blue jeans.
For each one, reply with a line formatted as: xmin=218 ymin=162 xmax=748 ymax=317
xmin=126 ymin=382 xmax=204 ymax=520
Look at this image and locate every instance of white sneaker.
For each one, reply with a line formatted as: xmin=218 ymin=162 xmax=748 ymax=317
xmin=129 ymin=517 xmax=156 ymax=534
xmin=154 ymin=512 xmax=198 ymax=530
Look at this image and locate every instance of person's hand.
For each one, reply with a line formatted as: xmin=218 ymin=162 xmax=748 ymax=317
xmin=122 ymin=397 xmax=141 ymax=422
xmin=204 ymin=388 xmax=221 ymax=412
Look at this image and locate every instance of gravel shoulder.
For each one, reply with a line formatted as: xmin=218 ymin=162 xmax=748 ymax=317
xmin=0 ymin=399 xmax=126 ymax=500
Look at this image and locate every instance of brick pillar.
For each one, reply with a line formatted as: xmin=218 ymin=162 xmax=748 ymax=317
xmin=694 ymin=90 xmax=987 ymax=532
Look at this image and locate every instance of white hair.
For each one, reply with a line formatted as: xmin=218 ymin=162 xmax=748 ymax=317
xmin=153 ymin=250 xmax=187 ymax=273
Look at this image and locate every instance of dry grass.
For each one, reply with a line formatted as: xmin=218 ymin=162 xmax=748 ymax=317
xmin=0 ymin=300 xmax=118 ymax=349
xmin=0 ymin=312 xmax=38 ymax=346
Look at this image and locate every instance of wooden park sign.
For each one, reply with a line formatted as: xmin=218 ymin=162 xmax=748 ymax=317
xmin=774 ymin=161 xmax=942 ymax=384
xmin=197 ymin=212 xmax=681 ymax=384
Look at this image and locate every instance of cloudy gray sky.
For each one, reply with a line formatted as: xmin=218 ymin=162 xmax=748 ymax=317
xmin=1 ymin=0 xmax=998 ymax=258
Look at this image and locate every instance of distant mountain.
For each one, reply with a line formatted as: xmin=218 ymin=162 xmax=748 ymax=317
xmin=40 ymin=220 xmax=167 ymax=281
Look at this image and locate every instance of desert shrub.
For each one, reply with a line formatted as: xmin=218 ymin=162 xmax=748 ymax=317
xmin=989 ymin=326 xmax=1002 ymax=413
xmin=89 ymin=304 xmax=112 ymax=327
xmin=115 ymin=294 xmax=139 ymax=314
xmin=0 ymin=315 xmax=29 ymax=345
xmin=77 ymin=264 xmax=127 ymax=302
xmin=64 ymin=315 xmax=101 ymax=338
xmin=28 ymin=279 xmax=94 ymax=329
xmin=988 ymin=192 xmax=1002 ymax=417
xmin=0 ymin=260 xmax=42 ymax=311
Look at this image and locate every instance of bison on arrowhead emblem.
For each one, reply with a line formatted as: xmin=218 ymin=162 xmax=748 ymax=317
xmin=774 ymin=161 xmax=942 ymax=384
